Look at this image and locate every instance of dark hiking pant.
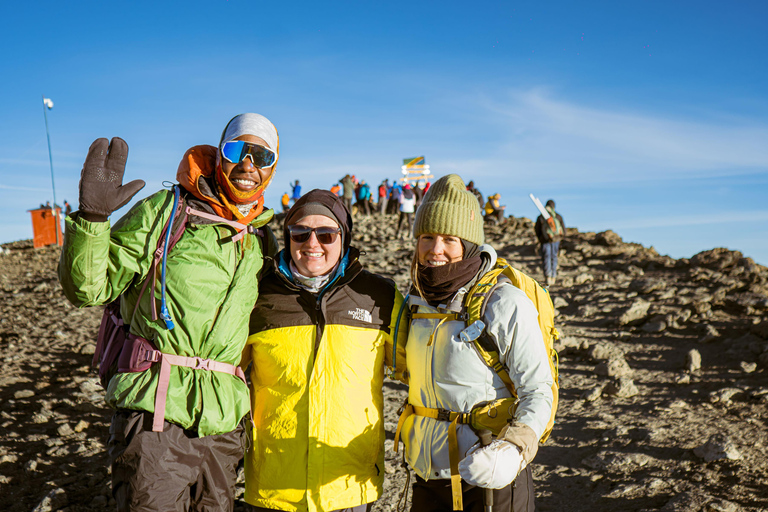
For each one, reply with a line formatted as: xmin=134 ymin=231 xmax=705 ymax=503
xmin=540 ymin=241 xmax=560 ymax=279
xmin=409 ymin=466 xmax=535 ymax=512
xmin=396 ymin=212 xmax=414 ymax=237
xmin=109 ymin=410 xmax=245 ymax=512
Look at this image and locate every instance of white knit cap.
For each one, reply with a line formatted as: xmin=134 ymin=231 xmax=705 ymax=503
xmin=220 ymin=113 xmax=278 ymax=153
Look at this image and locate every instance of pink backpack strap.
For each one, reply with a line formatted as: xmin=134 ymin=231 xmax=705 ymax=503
xmin=150 ymin=352 xmax=246 ymax=432
xmin=186 ymin=206 xmax=251 ymax=242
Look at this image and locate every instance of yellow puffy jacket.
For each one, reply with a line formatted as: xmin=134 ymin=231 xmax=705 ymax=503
xmin=241 ymin=248 xmax=407 ymax=512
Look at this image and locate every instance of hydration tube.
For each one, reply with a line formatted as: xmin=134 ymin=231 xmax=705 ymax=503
xmin=159 ymin=186 xmax=179 ymax=330
xmin=390 ymin=293 xmax=409 ymax=379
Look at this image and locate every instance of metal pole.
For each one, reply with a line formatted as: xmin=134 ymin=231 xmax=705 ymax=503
xmin=42 ymin=95 xmax=59 ymax=244
xmin=478 ymin=429 xmax=494 ymax=512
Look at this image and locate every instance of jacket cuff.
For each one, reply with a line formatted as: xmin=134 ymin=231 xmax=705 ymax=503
xmin=499 ymin=422 xmax=539 ymax=463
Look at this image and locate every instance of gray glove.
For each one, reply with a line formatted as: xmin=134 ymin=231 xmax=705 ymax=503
xmin=78 ymin=137 xmax=145 ymax=222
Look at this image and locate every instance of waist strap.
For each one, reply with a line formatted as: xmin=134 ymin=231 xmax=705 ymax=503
xmin=394 ymin=403 xmax=472 ymax=511
xmin=148 ymin=350 xmax=246 ymax=432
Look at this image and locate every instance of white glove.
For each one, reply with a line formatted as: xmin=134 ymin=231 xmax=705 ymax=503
xmin=458 ymin=439 xmax=526 ymax=489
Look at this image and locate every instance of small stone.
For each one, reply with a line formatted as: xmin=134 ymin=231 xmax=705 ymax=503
xmin=0 ymin=454 xmax=18 ymax=464
xmin=686 ymin=349 xmax=702 ymax=372
xmin=13 ymin=389 xmax=35 ymax=399
xmin=740 ymin=361 xmax=757 ymax=374
xmin=604 ymin=377 xmax=639 ymax=398
xmin=709 ymin=388 xmax=743 ymax=404
xmin=595 ymin=357 xmax=633 ymax=378
xmin=699 ymin=324 xmax=721 ymax=343
xmin=693 ymin=434 xmax=741 ymax=462
xmin=706 ymin=500 xmax=739 ymax=512
xmin=582 ymin=386 xmax=603 ymax=402
xmin=674 ymin=374 xmax=691 ymax=385
xmin=32 ymin=488 xmax=68 ymax=512
xmin=24 ymin=460 xmax=37 ymax=473
xmin=553 ymin=296 xmax=569 ymax=309
xmin=618 ymin=299 xmax=651 ymax=326
xmin=57 ymin=423 xmax=74 ymax=437
xmin=74 ymin=420 xmax=89 ymax=433
xmin=641 ymin=318 xmax=667 ymax=333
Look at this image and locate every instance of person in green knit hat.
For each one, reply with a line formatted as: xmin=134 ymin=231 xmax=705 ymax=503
xmin=394 ymin=174 xmax=553 ymax=512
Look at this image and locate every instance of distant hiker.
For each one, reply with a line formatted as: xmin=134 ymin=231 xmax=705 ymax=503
xmin=281 ymin=191 xmax=291 ymax=212
xmin=395 ymin=183 xmax=416 ymax=239
xmin=241 ymin=189 xmax=406 ymax=511
xmin=291 ymin=179 xmax=301 ymax=203
xmin=378 ymin=179 xmax=389 ymax=215
xmin=485 ymin=193 xmax=506 ymax=225
xmin=58 ymin=113 xmax=280 ymax=512
xmin=45 ymin=200 xmax=51 ymax=208
xmin=393 ymin=174 xmax=554 ymax=512
xmin=466 ymin=180 xmax=483 ymax=207
xmin=357 ymin=179 xmax=371 ymax=215
xmin=330 ymin=182 xmax=341 ymax=197
xmin=535 ymin=199 xmax=565 ymax=286
xmin=412 ymin=182 xmax=424 ymax=209
xmin=389 ymin=182 xmax=402 ymax=215
xmin=340 ymin=174 xmax=355 ymax=212
xmin=63 ymin=200 xmax=72 ymax=216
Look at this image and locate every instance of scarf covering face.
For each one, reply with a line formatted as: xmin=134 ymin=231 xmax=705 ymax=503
xmin=215 ymin=113 xmax=279 ymax=207
xmin=415 ymin=256 xmax=483 ymax=306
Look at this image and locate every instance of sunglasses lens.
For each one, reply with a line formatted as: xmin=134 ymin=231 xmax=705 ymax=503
xmin=221 ymin=141 xmax=245 ymax=163
xmin=246 ymin=145 xmax=276 ymax=168
xmin=221 ymin=141 xmax=276 ymax=167
xmin=288 ymin=226 xmax=312 ymax=243
xmin=315 ymin=228 xmax=339 ymax=244
xmin=288 ymin=226 xmax=340 ymax=245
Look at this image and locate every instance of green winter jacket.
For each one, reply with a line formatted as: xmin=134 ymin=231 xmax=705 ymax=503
xmin=59 ymin=186 xmax=276 ymax=436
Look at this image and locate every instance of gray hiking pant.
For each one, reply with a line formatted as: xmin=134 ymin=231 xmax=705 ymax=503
xmin=109 ymin=410 xmax=245 ymax=512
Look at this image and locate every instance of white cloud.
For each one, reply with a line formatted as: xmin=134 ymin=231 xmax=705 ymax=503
xmin=457 ymin=89 xmax=768 ymax=185
xmin=610 ymin=210 xmax=768 ymax=230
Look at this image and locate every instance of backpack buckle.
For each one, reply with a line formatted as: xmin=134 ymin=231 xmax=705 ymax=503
xmin=436 ymin=409 xmax=452 ymax=422
xmin=459 ymin=320 xmax=486 ymax=343
xmin=192 ymin=357 xmax=211 ymax=371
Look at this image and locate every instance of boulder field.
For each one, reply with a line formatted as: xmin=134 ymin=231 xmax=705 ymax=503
xmin=1 ymin=213 xmax=766 ymax=511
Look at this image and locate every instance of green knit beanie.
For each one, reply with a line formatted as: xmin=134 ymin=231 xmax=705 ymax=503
xmin=413 ymin=174 xmax=484 ymax=245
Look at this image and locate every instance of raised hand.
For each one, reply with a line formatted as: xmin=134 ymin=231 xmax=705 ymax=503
xmin=78 ymin=137 xmax=145 ymax=222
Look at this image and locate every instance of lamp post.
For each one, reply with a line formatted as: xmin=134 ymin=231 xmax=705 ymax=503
xmin=42 ymin=95 xmax=59 ymax=244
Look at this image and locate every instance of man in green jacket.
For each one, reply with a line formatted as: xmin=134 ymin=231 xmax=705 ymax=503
xmin=58 ymin=113 xmax=280 ymax=512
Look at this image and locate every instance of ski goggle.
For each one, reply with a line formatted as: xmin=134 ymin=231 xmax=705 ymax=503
xmin=220 ymin=140 xmax=276 ymax=168
xmin=288 ymin=225 xmax=341 ymax=245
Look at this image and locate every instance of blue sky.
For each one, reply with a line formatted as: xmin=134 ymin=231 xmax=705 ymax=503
xmin=2 ymin=1 xmax=767 ymax=264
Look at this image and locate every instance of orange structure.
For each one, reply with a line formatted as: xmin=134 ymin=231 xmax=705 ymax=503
xmin=28 ymin=207 xmax=63 ymax=248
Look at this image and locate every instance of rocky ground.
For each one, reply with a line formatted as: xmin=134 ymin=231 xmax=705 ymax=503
xmin=1 ymin=213 xmax=767 ymax=512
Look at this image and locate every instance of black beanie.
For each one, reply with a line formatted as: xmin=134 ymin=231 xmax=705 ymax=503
xmin=284 ymin=189 xmax=353 ymax=253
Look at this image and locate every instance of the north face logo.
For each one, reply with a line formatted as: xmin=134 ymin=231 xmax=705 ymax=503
xmin=349 ymin=308 xmax=373 ymax=323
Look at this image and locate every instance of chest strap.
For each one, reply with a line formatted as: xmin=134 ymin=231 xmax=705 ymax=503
xmin=394 ymin=403 xmax=472 ymax=511
xmin=120 ymin=337 xmax=246 ymax=432
xmin=152 ymin=351 xmax=246 ymax=432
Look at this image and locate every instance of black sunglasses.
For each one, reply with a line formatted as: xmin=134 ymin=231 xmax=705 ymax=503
xmin=288 ymin=225 xmax=341 ymax=245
